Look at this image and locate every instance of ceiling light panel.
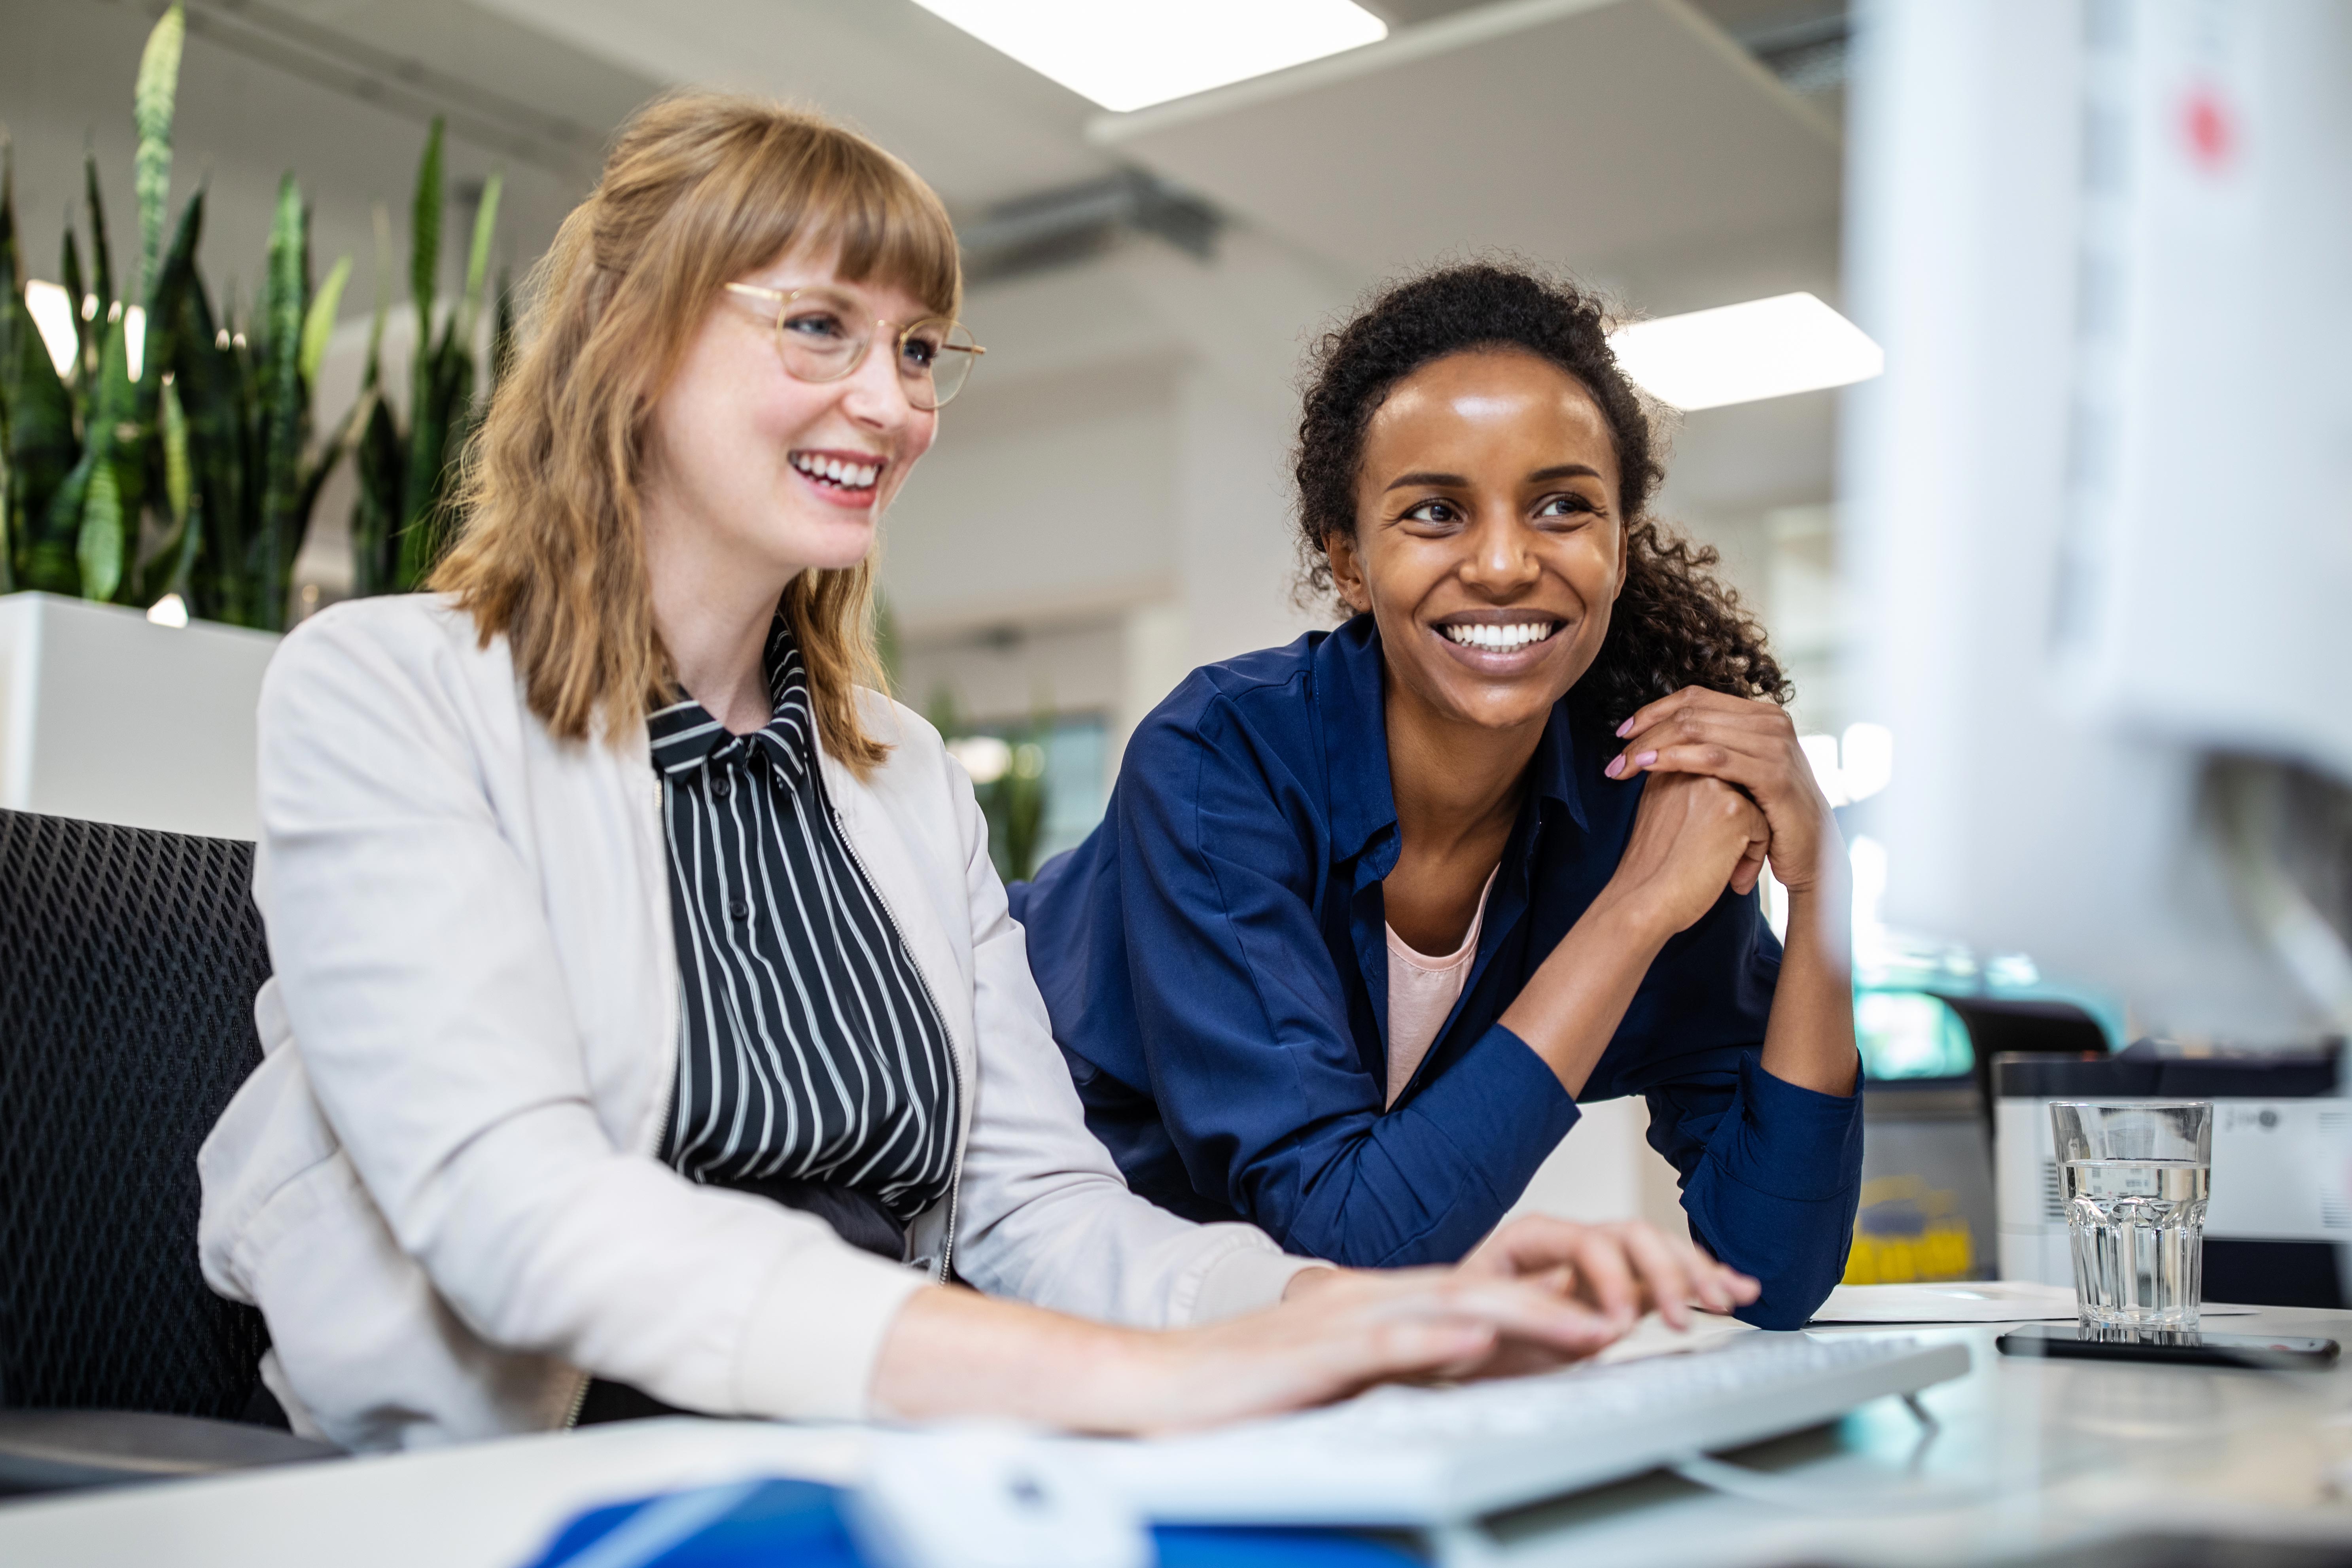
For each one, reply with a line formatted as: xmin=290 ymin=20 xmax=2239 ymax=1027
xmin=1608 ymin=292 xmax=1883 ymax=412
xmin=909 ymin=0 xmax=1388 ymax=113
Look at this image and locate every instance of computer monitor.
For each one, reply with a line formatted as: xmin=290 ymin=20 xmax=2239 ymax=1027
xmin=1839 ymin=0 xmax=2352 ymax=1042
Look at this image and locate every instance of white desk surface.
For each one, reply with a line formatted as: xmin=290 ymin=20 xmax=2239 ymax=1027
xmin=6 ymin=1305 xmax=2352 ymax=1568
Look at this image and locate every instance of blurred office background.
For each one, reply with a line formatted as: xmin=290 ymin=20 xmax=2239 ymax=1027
xmin=0 ymin=0 xmax=2143 ymax=1272
xmin=1 ymin=0 xmax=1858 ymax=826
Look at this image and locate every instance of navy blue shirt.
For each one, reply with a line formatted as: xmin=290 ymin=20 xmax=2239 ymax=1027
xmin=1010 ymin=616 xmax=1862 ymax=1328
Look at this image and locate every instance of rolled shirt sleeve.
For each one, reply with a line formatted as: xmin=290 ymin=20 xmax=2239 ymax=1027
xmin=1646 ymin=1054 xmax=1864 ymax=1328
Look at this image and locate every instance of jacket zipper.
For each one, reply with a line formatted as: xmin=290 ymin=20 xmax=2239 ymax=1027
xmin=563 ymin=774 xmax=684 ymax=1432
xmin=830 ymin=803 xmax=964 ymax=1286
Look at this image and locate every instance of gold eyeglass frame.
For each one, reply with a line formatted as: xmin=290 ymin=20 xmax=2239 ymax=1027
xmin=723 ymin=282 xmax=986 ymax=410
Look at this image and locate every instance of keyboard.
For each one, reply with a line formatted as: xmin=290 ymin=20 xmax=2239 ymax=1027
xmin=1063 ymin=1331 xmax=1971 ymax=1526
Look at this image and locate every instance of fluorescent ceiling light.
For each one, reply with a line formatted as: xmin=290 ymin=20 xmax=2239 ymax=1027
xmin=1608 ymin=292 xmax=1883 ymax=412
xmin=909 ymin=0 xmax=1387 ymax=113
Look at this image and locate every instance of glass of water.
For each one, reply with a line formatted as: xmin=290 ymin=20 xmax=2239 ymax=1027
xmin=2051 ymin=1101 xmax=2212 ymax=1330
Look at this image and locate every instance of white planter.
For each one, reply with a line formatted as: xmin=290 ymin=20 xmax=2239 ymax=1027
xmin=0 ymin=591 xmax=280 ymax=841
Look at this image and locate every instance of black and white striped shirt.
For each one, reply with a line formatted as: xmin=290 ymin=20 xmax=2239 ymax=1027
xmin=650 ymin=621 xmax=958 ymax=1254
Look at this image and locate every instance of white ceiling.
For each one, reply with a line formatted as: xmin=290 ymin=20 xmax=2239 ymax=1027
xmin=464 ymin=0 xmax=1125 ymax=211
xmin=60 ymin=0 xmax=1846 ymax=301
xmin=1095 ymin=0 xmax=1840 ymax=286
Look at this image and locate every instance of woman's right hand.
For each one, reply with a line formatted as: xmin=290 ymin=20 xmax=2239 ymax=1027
xmin=1124 ymin=1266 xmax=1625 ymax=1432
xmin=1599 ymin=772 xmax=1769 ymax=939
xmin=870 ymin=1267 xmax=1623 ymax=1436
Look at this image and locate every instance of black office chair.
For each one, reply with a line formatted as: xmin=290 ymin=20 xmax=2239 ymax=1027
xmin=0 ymin=808 xmax=339 ymax=1492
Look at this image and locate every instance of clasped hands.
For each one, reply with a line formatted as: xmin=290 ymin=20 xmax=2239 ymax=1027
xmin=1598 ymin=687 xmax=1845 ymax=935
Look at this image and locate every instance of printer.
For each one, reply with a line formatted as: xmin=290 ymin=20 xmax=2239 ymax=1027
xmin=1993 ymin=1047 xmax=2350 ymax=1308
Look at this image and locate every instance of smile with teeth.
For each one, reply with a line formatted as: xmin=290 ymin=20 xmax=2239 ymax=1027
xmin=1440 ymin=621 xmax=1561 ymax=651
xmin=790 ymin=451 xmax=881 ymax=492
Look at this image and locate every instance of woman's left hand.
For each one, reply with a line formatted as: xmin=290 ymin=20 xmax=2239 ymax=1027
xmin=1458 ymin=1215 xmax=1757 ymax=1332
xmin=1605 ymin=688 xmax=1842 ymax=895
xmin=1457 ymin=1215 xmax=1760 ymax=1379
xmin=1285 ymin=1215 xmax=1759 ymax=1383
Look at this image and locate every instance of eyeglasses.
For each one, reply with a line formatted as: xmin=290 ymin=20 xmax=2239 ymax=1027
xmin=722 ymin=282 xmax=985 ymax=411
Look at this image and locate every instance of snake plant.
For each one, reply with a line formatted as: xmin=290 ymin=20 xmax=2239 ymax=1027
xmin=349 ymin=117 xmax=509 ymax=597
xmin=0 ymin=3 xmax=350 ymax=630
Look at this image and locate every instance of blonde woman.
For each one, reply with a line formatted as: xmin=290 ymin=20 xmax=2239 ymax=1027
xmin=197 ymin=94 xmax=1751 ymax=1452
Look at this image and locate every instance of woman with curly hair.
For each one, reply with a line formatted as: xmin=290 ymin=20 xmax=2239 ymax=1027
xmin=1013 ymin=263 xmax=1860 ymax=1328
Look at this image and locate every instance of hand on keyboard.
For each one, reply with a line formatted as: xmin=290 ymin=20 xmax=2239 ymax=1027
xmin=1268 ymin=1217 xmax=1759 ymax=1392
xmin=1116 ymin=1265 xmax=1625 ymax=1434
xmin=1459 ymin=1216 xmax=1758 ymax=1336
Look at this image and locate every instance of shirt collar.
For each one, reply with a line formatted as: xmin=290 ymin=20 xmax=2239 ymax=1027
xmin=1317 ymin=613 xmax=1589 ymax=872
xmin=647 ymin=617 xmax=815 ymax=783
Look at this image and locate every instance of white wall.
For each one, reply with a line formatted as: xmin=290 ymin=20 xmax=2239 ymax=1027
xmin=1501 ymin=1097 xmax=1695 ymax=1241
xmin=886 ymin=354 xmax=1181 ymax=637
xmin=882 ymin=227 xmax=1351 ymax=772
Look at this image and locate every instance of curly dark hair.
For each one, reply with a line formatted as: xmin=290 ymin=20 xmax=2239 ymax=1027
xmin=1292 ymin=262 xmax=1791 ymax=721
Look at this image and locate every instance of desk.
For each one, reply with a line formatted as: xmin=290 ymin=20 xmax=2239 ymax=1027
xmin=4 ymin=1308 xmax=2351 ymax=1568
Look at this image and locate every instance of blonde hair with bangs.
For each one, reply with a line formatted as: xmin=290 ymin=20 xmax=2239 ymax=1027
xmin=433 ymin=92 xmax=961 ymax=772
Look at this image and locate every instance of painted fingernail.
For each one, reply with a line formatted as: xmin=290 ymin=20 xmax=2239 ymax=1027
xmin=1605 ymin=757 xmax=1626 ymax=779
xmin=1633 ymin=751 xmax=1658 ymax=768
xmin=1616 ymin=718 xmax=1634 ymax=737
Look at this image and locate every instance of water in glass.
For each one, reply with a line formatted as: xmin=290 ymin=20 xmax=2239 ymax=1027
xmin=2062 ymin=1157 xmax=2209 ymax=1328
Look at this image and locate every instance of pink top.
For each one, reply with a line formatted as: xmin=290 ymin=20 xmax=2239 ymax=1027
xmin=1383 ymin=868 xmax=1498 ymax=1109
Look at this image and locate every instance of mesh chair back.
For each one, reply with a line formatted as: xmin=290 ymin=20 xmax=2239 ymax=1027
xmin=0 ymin=810 xmax=271 ymax=1417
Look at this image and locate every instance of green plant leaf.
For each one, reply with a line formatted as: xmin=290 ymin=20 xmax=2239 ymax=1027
xmin=134 ymin=179 xmax=204 ymax=458
xmin=72 ymin=311 xmax=142 ymax=601
xmin=158 ymin=373 xmax=189 ymax=527
xmin=130 ymin=364 xmax=194 ymax=609
xmin=167 ymin=486 xmax=202 ymax=597
xmin=456 ymin=171 xmax=500 ymax=343
xmin=83 ymin=155 xmax=115 ymax=316
xmin=254 ymin=173 xmax=307 ymax=628
xmin=133 ymin=3 xmax=184 ymax=302
xmin=295 ymin=352 xmax=369 ymax=558
xmin=0 ymin=130 xmax=21 ymax=305
xmin=409 ymin=118 xmax=443 ymax=325
xmin=299 ymin=253 xmax=351 ymax=388
xmin=36 ymin=454 xmax=90 ymax=594
xmin=361 ymin=201 xmax=392 ymax=394
xmin=61 ymin=229 xmax=91 ymax=392
xmin=0 ymin=132 xmax=17 ymax=590
xmin=489 ymin=265 xmax=515 ymax=393
xmin=169 ymin=264 xmax=245 ymax=622
xmin=6 ymin=286 xmax=78 ymax=591
xmin=74 ymin=453 xmax=124 ymax=603
xmin=0 ymin=435 xmax=13 ymax=595
xmin=350 ymin=391 xmax=400 ymax=596
xmin=396 ymin=350 xmax=470 ymax=590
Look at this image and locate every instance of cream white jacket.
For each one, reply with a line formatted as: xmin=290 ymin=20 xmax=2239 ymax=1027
xmin=197 ymin=596 xmax=1312 ymax=1452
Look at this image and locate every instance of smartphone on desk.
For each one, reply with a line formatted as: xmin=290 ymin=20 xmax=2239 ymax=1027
xmin=1996 ymin=1324 xmax=2339 ymax=1370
